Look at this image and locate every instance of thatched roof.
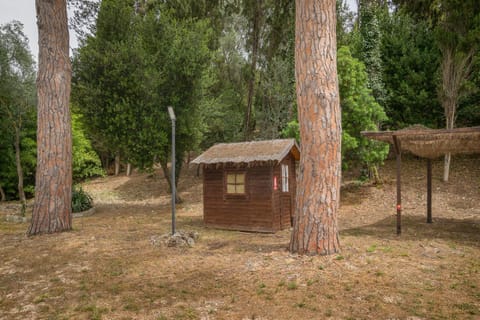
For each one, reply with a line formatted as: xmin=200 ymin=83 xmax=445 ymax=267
xmin=192 ymin=139 xmax=300 ymax=166
xmin=362 ymin=126 xmax=480 ymax=159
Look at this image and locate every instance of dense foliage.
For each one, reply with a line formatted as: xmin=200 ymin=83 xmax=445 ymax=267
xmin=380 ymin=9 xmax=442 ymax=129
xmin=72 ymin=0 xmax=211 ymax=190
xmin=72 ymin=113 xmax=105 ymax=181
xmin=0 ymin=21 xmax=104 ymax=200
xmin=0 ymin=21 xmax=37 ymax=200
xmin=337 ymin=46 xmax=389 ymax=170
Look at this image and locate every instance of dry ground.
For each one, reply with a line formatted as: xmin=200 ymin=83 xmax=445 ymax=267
xmin=0 ymin=155 xmax=479 ymax=320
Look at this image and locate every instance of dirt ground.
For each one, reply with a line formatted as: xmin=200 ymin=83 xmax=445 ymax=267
xmin=0 ymin=155 xmax=479 ymax=320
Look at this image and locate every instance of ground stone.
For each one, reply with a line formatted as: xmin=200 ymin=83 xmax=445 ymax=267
xmin=5 ymin=215 xmax=28 ymax=223
xmin=150 ymin=230 xmax=199 ymax=248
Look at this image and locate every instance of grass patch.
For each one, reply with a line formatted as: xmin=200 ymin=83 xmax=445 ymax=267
xmin=256 ymin=282 xmax=266 ymax=295
xmin=33 ymin=293 xmax=50 ymax=304
xmin=75 ymin=304 xmax=107 ymax=320
xmin=287 ymin=281 xmax=298 ymax=290
xmin=174 ymin=306 xmax=198 ymax=319
xmin=122 ymin=295 xmax=141 ymax=312
xmin=454 ymin=303 xmax=479 ymax=315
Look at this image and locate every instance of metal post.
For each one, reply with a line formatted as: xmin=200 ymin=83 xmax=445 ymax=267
xmin=167 ymin=106 xmax=176 ymax=235
xmin=427 ymin=159 xmax=432 ymax=223
xmin=393 ymin=135 xmax=402 ymax=235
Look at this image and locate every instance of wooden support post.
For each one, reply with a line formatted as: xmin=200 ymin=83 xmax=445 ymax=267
xmin=393 ymin=135 xmax=402 ymax=235
xmin=427 ymin=159 xmax=432 ymax=223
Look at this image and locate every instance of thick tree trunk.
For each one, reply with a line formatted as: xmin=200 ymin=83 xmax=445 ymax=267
xmin=126 ymin=163 xmax=132 ymax=176
xmin=290 ymin=0 xmax=342 ymax=255
xmin=14 ymin=127 xmax=26 ymax=204
xmin=28 ymin=0 xmax=72 ymax=235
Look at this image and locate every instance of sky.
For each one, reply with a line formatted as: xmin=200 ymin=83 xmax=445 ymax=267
xmin=0 ymin=0 xmax=79 ymax=62
xmin=0 ymin=0 xmax=358 ymax=63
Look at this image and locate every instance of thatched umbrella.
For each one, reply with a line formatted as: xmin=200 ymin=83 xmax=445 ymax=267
xmin=362 ymin=126 xmax=480 ymax=234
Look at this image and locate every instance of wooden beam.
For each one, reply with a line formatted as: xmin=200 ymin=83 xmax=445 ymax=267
xmin=393 ymin=135 xmax=402 ymax=235
xmin=427 ymin=159 xmax=432 ymax=223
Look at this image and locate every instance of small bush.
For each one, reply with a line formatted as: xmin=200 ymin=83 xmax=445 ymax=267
xmin=72 ymin=186 xmax=93 ymax=213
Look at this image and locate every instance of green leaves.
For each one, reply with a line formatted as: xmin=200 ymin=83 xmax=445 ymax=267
xmin=338 ymin=46 xmax=389 ymax=170
xmin=380 ymin=10 xmax=441 ymax=128
xmin=72 ymin=113 xmax=104 ymax=181
xmin=72 ymin=0 xmax=213 ymax=173
xmin=0 ymin=21 xmax=37 ymax=200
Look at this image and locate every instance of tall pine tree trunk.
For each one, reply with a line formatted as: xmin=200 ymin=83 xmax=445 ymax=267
xmin=28 ymin=0 xmax=72 ymax=235
xmin=290 ymin=0 xmax=341 ymax=255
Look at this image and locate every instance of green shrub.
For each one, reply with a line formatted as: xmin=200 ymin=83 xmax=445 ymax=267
xmin=72 ymin=113 xmax=105 ymax=181
xmin=72 ymin=186 xmax=93 ymax=213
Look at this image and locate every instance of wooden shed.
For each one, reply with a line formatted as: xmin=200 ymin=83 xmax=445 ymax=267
xmin=192 ymin=139 xmax=300 ymax=232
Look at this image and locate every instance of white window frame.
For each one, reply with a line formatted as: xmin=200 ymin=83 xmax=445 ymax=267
xmin=281 ymin=164 xmax=289 ymax=192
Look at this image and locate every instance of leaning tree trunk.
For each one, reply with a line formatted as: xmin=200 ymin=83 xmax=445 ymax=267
xmin=14 ymin=126 xmax=26 ymax=206
xmin=28 ymin=0 xmax=72 ymax=235
xmin=290 ymin=0 xmax=342 ymax=255
xmin=159 ymin=159 xmax=181 ymax=204
xmin=0 ymin=184 xmax=5 ymax=201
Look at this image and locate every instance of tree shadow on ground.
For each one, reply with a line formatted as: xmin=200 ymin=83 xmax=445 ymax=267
xmin=113 ymin=166 xmax=203 ymax=202
xmin=114 ymin=172 xmax=170 ymax=201
xmin=341 ymin=214 xmax=480 ymax=246
xmin=93 ymin=203 xmax=171 ymax=215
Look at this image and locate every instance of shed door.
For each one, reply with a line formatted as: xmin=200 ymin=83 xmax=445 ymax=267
xmin=280 ymin=194 xmax=292 ymax=229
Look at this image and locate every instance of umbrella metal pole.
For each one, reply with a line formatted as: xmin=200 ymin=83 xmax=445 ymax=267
xmin=168 ymin=106 xmax=176 ymax=236
xmin=393 ymin=135 xmax=402 ymax=235
xmin=427 ymin=159 xmax=432 ymax=223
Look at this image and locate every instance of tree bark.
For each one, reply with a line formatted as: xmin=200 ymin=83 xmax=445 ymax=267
xmin=290 ymin=0 xmax=342 ymax=255
xmin=159 ymin=160 xmax=181 ymax=203
xmin=28 ymin=0 xmax=72 ymax=235
xmin=126 ymin=162 xmax=132 ymax=176
xmin=14 ymin=126 xmax=26 ymax=204
xmin=114 ymin=153 xmax=121 ymax=176
xmin=0 ymin=184 xmax=5 ymax=201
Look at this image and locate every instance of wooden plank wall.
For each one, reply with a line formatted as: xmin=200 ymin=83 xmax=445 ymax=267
xmin=203 ymin=165 xmax=275 ymax=232
xmin=202 ymin=154 xmax=297 ymax=233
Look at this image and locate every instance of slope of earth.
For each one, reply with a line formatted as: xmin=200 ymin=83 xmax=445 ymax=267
xmin=0 ymin=155 xmax=479 ymax=320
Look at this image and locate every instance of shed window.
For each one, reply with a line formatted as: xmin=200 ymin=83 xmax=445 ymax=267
xmin=226 ymin=172 xmax=245 ymax=194
xmin=281 ymin=164 xmax=289 ymax=192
